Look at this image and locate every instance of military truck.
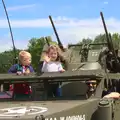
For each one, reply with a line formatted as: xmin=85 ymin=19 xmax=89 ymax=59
xmin=1 ymin=0 xmax=120 ymax=119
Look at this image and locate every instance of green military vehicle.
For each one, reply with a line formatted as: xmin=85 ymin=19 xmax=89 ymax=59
xmin=0 ymin=0 xmax=120 ymax=119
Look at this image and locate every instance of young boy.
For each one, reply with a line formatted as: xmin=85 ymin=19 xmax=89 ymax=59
xmin=8 ymin=51 xmax=34 ymax=99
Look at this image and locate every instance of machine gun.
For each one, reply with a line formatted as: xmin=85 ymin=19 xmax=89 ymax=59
xmin=1 ymin=0 xmax=18 ymax=91
xmin=45 ymin=37 xmax=50 ymax=46
xmin=100 ymin=12 xmax=120 ymax=73
xmin=49 ymin=15 xmax=64 ymax=51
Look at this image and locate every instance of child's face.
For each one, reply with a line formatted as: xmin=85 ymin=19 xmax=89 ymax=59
xmin=48 ymin=49 xmax=58 ymax=61
xmin=21 ymin=56 xmax=31 ymax=66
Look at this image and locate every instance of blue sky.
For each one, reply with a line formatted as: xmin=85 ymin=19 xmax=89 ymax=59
xmin=0 ymin=0 xmax=120 ymax=51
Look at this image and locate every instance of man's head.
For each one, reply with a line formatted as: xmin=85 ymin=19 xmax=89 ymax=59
xmin=19 ymin=51 xmax=31 ymax=66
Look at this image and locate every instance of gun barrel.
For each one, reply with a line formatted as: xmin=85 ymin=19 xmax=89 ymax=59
xmin=2 ymin=0 xmax=17 ymax=64
xmin=100 ymin=12 xmax=117 ymax=62
xmin=100 ymin=12 xmax=111 ymax=48
xmin=49 ymin=15 xmax=64 ymax=50
xmin=45 ymin=37 xmax=50 ymax=46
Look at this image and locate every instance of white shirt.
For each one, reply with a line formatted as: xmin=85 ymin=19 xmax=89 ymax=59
xmin=41 ymin=61 xmax=63 ymax=72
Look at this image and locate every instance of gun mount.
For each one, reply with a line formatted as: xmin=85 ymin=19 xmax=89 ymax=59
xmin=67 ymin=12 xmax=120 ymax=73
xmin=100 ymin=12 xmax=120 ymax=73
xmin=68 ymin=43 xmax=107 ymax=62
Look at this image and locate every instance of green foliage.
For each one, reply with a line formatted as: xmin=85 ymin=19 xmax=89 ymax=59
xmin=80 ymin=38 xmax=93 ymax=44
xmin=27 ymin=37 xmax=46 ymax=71
xmin=76 ymin=33 xmax=120 ymax=49
xmin=0 ymin=49 xmax=21 ymax=73
xmin=0 ymin=33 xmax=120 ymax=73
xmin=94 ymin=34 xmax=106 ymax=43
xmin=27 ymin=36 xmax=57 ymax=71
xmin=111 ymin=33 xmax=120 ymax=49
xmin=46 ymin=36 xmax=57 ymax=45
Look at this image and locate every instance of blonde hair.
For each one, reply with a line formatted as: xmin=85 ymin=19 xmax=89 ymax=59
xmin=19 ymin=51 xmax=31 ymax=61
xmin=46 ymin=45 xmax=62 ymax=61
xmin=41 ymin=45 xmax=68 ymax=70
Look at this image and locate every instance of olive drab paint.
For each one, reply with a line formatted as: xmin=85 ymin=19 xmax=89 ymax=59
xmin=45 ymin=115 xmax=86 ymax=120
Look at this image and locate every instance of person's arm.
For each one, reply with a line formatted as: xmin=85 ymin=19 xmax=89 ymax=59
xmin=8 ymin=64 xmax=17 ymax=73
xmin=58 ymin=62 xmax=65 ymax=72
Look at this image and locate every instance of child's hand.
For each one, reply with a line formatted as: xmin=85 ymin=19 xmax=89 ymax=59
xmin=44 ymin=54 xmax=50 ymax=62
xmin=24 ymin=69 xmax=30 ymax=75
xmin=24 ymin=71 xmax=30 ymax=75
xmin=16 ymin=71 xmax=22 ymax=75
xmin=60 ymin=69 xmax=65 ymax=73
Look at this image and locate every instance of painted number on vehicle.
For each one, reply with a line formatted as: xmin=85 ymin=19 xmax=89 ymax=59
xmin=45 ymin=115 xmax=85 ymax=120
xmin=92 ymin=52 xmax=98 ymax=56
xmin=0 ymin=106 xmax=48 ymax=118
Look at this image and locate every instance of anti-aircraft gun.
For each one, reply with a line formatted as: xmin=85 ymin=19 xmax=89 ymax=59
xmin=99 ymin=12 xmax=120 ymax=73
xmin=48 ymin=15 xmax=80 ymax=70
xmin=49 ymin=15 xmax=64 ymax=51
xmin=40 ymin=16 xmax=65 ymax=58
xmin=48 ymin=15 xmax=110 ymax=71
xmin=40 ymin=15 xmax=73 ymax=70
xmin=0 ymin=0 xmax=18 ymax=91
xmin=2 ymin=0 xmax=17 ymax=64
xmin=0 ymin=0 xmax=17 ymax=72
xmin=0 ymin=10 xmax=120 ymax=120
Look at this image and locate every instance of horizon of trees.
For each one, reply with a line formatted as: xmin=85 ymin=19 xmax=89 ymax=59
xmin=0 ymin=33 xmax=120 ymax=73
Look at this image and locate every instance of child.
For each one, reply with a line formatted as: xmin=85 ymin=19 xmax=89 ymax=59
xmin=8 ymin=51 xmax=34 ymax=99
xmin=41 ymin=45 xmax=65 ymax=97
xmin=41 ymin=45 xmax=65 ymax=72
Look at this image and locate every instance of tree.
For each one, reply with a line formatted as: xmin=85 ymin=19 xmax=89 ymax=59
xmin=112 ymin=33 xmax=120 ymax=49
xmin=75 ymin=33 xmax=120 ymax=50
xmin=0 ymin=36 xmax=57 ymax=73
xmin=0 ymin=33 xmax=120 ymax=73
xmin=93 ymin=33 xmax=120 ymax=49
xmin=27 ymin=36 xmax=57 ymax=71
xmin=72 ymin=38 xmax=93 ymax=50
xmin=93 ymin=34 xmax=106 ymax=43
xmin=27 ymin=37 xmax=46 ymax=71
xmin=0 ymin=49 xmax=21 ymax=73
xmin=46 ymin=36 xmax=57 ymax=45
xmin=81 ymin=38 xmax=93 ymax=44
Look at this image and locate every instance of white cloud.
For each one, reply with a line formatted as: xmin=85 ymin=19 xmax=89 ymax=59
xmin=0 ymin=18 xmax=51 ymax=28
xmin=7 ymin=4 xmax=36 ymax=11
xmin=0 ymin=35 xmax=29 ymax=52
xmin=0 ymin=16 xmax=119 ymax=29
xmin=0 ymin=17 xmax=100 ymax=28
xmin=103 ymin=1 xmax=108 ymax=4
xmin=51 ymin=17 xmax=120 ymax=45
xmin=0 ymin=16 xmax=120 ymax=52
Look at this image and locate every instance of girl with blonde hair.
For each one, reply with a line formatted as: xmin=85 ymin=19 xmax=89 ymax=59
xmin=41 ymin=45 xmax=66 ymax=72
xmin=41 ymin=45 xmax=67 ymax=97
